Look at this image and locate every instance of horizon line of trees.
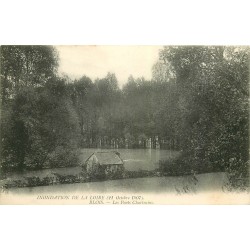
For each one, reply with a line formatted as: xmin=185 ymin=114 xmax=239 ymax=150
xmin=1 ymin=45 xmax=249 ymax=188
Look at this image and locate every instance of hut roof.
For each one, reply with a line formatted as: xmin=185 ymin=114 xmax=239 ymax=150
xmin=88 ymin=151 xmax=123 ymax=165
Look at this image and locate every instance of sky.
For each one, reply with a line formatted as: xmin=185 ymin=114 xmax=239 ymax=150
xmin=55 ymin=46 xmax=162 ymax=86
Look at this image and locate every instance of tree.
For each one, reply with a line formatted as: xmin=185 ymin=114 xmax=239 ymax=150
xmin=152 ymin=61 xmax=174 ymax=83
xmin=1 ymin=46 xmax=80 ymax=172
xmin=1 ymin=46 xmax=58 ymax=105
xmin=159 ymin=46 xmax=249 ymax=185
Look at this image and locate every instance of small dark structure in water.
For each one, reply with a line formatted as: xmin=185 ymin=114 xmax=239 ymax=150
xmin=83 ymin=151 xmax=124 ymax=179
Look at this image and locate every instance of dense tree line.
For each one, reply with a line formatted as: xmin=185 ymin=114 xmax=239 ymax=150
xmin=0 ymin=45 xmax=249 ymax=188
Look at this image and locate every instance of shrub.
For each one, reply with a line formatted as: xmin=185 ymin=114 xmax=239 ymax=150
xmin=45 ymin=147 xmax=80 ymax=169
xmin=223 ymin=159 xmax=249 ymax=191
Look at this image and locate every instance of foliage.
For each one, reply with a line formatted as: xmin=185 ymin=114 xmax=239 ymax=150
xmin=159 ymin=46 xmax=249 ymax=188
xmin=1 ymin=46 xmax=80 ymax=173
xmin=1 ymin=45 xmax=58 ymax=104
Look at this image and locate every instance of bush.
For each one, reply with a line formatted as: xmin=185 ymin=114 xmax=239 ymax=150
xmin=54 ymin=174 xmax=77 ymax=184
xmin=159 ymin=152 xmax=189 ymax=176
xmin=105 ymin=165 xmax=125 ymax=179
xmin=223 ymin=159 xmax=249 ymax=191
xmin=44 ymin=147 xmax=80 ymax=169
xmin=87 ymin=165 xmax=106 ymax=181
xmin=25 ymin=176 xmax=41 ymax=187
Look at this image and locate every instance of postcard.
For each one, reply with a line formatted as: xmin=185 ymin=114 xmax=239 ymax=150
xmin=0 ymin=45 xmax=249 ymax=204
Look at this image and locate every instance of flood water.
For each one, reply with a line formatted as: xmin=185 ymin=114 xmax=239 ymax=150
xmin=1 ymin=148 xmax=228 ymax=195
xmin=79 ymin=148 xmax=180 ymax=171
xmin=5 ymin=172 xmax=228 ymax=195
xmin=1 ymin=148 xmax=179 ymax=181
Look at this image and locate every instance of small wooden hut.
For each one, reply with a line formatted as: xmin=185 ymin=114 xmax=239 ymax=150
xmin=83 ymin=151 xmax=124 ymax=178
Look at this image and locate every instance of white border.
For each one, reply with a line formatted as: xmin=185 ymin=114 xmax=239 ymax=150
xmin=1 ymin=0 xmax=250 ymax=45
xmin=0 ymin=1 xmax=249 ymax=250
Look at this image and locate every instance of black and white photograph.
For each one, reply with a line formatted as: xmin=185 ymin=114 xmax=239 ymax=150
xmin=0 ymin=45 xmax=249 ymax=204
xmin=0 ymin=1 xmax=249 ymax=250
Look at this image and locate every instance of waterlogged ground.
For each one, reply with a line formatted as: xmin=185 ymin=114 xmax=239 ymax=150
xmin=0 ymin=149 xmax=229 ymax=196
xmin=1 ymin=148 xmax=178 ymax=181
xmin=5 ymin=172 xmax=228 ymax=195
xmin=79 ymin=148 xmax=180 ymax=171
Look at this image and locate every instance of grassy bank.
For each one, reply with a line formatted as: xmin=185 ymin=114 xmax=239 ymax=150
xmin=0 ymin=168 xmax=162 ymax=190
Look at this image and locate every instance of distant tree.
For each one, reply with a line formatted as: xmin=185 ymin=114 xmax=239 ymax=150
xmin=70 ymin=76 xmax=93 ymax=136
